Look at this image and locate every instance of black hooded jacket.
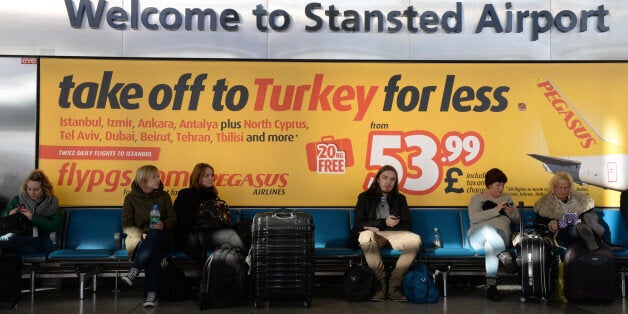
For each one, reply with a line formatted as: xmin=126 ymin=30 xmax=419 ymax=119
xmin=347 ymin=189 xmax=412 ymax=249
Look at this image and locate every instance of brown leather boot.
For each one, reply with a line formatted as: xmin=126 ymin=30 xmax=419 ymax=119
xmin=387 ymin=274 xmax=408 ymax=302
xmin=371 ymin=278 xmax=386 ymax=302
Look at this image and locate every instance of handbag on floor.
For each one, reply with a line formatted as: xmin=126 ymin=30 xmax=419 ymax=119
xmin=402 ymin=262 xmax=440 ymax=303
xmin=342 ymin=258 xmax=376 ymax=302
xmin=158 ymin=257 xmax=190 ymax=302
xmin=550 ymin=257 xmax=567 ymax=303
xmin=0 ymin=254 xmax=21 ymax=309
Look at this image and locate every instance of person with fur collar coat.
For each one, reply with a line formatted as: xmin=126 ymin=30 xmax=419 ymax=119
xmin=533 ymin=172 xmax=603 ymax=250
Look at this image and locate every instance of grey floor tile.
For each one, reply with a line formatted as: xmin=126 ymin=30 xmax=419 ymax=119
xmin=10 ymin=277 xmax=627 ymax=313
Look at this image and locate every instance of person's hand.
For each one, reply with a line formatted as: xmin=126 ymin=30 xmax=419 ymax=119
xmin=363 ymin=226 xmax=379 ymax=232
xmin=19 ymin=207 xmax=33 ymax=220
xmin=153 ymin=220 xmax=164 ymax=230
xmin=500 ymin=202 xmax=513 ymax=214
xmin=142 ymin=233 xmax=147 ymax=240
xmin=386 ymin=215 xmax=400 ymax=227
xmin=8 ymin=208 xmax=19 ymax=215
xmin=549 ymin=220 xmax=558 ymax=231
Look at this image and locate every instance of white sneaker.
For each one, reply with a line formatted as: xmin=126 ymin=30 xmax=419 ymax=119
xmin=121 ymin=268 xmax=139 ymax=287
xmin=143 ymin=294 xmax=157 ymax=308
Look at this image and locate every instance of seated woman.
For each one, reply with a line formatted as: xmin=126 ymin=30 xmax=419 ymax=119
xmin=534 ymin=172 xmax=604 ymax=251
xmin=349 ymin=165 xmax=422 ymax=302
xmin=120 ymin=165 xmax=177 ymax=308
xmin=0 ymin=169 xmax=61 ymax=255
xmin=467 ymin=168 xmax=519 ymax=301
xmin=173 ymin=163 xmax=246 ymax=268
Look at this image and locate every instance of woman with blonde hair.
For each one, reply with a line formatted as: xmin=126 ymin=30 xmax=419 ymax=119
xmin=0 ymin=169 xmax=61 ymax=255
xmin=120 ymin=165 xmax=177 ymax=308
xmin=534 ymin=172 xmax=603 ymax=250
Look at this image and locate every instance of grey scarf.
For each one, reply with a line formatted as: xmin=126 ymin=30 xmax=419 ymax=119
xmin=18 ymin=193 xmax=58 ymax=217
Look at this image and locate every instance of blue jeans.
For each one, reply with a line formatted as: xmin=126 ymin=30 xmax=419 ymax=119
xmin=0 ymin=233 xmax=39 ymax=255
xmin=469 ymin=225 xmax=508 ymax=278
xmin=132 ymin=229 xmax=169 ymax=295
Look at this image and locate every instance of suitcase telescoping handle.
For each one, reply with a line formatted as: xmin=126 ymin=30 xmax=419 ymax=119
xmin=519 ymin=201 xmax=524 ymax=236
xmin=518 ymin=201 xmax=534 ymax=287
xmin=272 ymin=208 xmax=295 ymax=219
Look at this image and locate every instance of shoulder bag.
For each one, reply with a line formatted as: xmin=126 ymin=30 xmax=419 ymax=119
xmin=0 ymin=213 xmax=31 ymax=236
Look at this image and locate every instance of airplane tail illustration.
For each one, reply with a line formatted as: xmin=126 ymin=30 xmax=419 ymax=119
xmin=527 ymin=77 xmax=627 ymax=191
xmin=530 ymin=77 xmax=623 ymax=157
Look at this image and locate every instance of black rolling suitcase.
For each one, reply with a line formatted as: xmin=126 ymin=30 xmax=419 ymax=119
xmin=251 ymin=209 xmax=315 ymax=308
xmin=519 ymin=233 xmax=555 ymax=302
xmin=0 ymin=254 xmax=22 ymax=309
xmin=564 ymin=243 xmax=616 ymax=304
xmin=518 ymin=202 xmax=555 ymax=302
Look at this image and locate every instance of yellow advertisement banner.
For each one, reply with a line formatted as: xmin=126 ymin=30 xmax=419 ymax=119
xmin=38 ymin=59 xmax=627 ymax=207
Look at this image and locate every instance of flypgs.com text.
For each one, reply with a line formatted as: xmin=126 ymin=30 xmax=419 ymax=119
xmin=56 ymin=162 xmax=289 ymax=192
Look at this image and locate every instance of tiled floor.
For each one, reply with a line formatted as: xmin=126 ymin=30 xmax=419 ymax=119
xmin=10 ymin=275 xmax=628 ymax=313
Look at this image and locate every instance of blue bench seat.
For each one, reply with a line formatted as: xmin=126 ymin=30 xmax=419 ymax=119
xmin=47 ymin=208 xmax=123 ymax=299
xmin=19 ymin=206 xmax=627 ymax=300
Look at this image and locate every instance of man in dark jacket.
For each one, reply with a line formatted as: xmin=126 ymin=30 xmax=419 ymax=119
xmin=350 ymin=165 xmax=421 ymax=302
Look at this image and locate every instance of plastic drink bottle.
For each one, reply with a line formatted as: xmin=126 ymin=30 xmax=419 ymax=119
xmin=149 ymin=205 xmax=160 ymax=229
xmin=433 ymin=227 xmax=442 ymax=248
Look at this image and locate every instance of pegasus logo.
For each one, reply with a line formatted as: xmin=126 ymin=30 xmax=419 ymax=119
xmin=535 ymin=80 xmax=597 ymax=149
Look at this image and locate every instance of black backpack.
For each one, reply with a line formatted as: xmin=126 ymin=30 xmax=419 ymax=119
xmin=0 ymin=254 xmax=21 ymax=309
xmin=158 ymin=257 xmax=190 ymax=301
xmin=342 ymin=262 xmax=376 ymax=301
xmin=200 ymin=246 xmax=249 ymax=309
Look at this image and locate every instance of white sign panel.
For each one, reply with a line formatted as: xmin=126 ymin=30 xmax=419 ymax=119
xmin=0 ymin=0 xmax=625 ymax=60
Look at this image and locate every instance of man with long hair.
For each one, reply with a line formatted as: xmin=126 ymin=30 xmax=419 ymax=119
xmin=349 ymin=165 xmax=422 ymax=302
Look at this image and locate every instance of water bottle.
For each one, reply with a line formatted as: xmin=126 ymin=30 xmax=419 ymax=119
xmin=433 ymin=227 xmax=442 ymax=248
xmin=149 ymin=205 xmax=160 ymax=229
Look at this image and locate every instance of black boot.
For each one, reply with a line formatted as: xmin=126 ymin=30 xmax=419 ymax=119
xmin=486 ymin=277 xmax=501 ymax=301
xmin=486 ymin=277 xmax=502 ymax=301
